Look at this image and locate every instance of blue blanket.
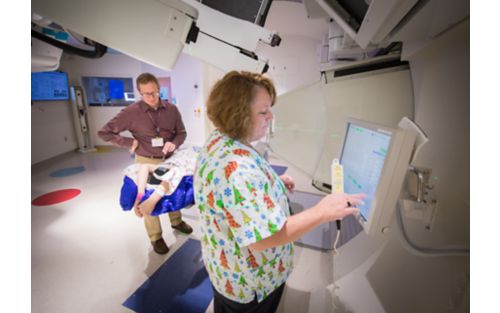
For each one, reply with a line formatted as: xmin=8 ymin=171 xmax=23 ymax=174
xmin=119 ymin=175 xmax=194 ymax=216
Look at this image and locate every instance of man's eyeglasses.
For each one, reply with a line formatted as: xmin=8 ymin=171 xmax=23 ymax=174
xmin=140 ymin=92 xmax=160 ymax=98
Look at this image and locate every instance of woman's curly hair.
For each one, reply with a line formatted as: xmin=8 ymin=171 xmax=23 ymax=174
xmin=206 ymin=71 xmax=276 ymax=140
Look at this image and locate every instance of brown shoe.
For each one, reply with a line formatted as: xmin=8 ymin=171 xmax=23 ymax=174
xmin=171 ymin=221 xmax=193 ymax=234
xmin=152 ymin=238 xmax=169 ymax=255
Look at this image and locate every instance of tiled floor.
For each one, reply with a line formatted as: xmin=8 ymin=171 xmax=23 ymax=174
xmin=31 ymin=147 xmax=336 ymax=313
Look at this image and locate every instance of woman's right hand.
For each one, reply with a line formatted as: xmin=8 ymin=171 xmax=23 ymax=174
xmin=314 ymin=192 xmax=366 ymax=222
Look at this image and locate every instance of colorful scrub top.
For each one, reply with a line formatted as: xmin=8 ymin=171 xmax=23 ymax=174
xmin=194 ymin=129 xmax=294 ymax=303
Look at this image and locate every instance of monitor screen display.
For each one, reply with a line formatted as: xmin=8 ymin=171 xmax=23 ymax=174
xmin=82 ymin=76 xmax=134 ymax=106
xmin=31 ymin=71 xmax=70 ymax=101
xmin=338 ymin=118 xmax=416 ymax=236
xmin=340 ymin=122 xmax=392 ymax=222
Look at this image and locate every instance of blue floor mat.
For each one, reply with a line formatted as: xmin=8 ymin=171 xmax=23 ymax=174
xmin=49 ymin=166 xmax=85 ymax=177
xmin=123 ymin=239 xmax=213 ymax=313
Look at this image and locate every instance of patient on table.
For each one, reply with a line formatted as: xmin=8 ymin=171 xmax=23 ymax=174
xmin=119 ymin=146 xmax=198 ymax=216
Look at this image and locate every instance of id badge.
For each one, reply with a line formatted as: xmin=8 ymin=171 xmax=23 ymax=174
xmin=151 ymin=137 xmax=164 ymax=147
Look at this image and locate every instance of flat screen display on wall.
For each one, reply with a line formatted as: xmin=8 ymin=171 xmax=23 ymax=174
xmin=31 ymin=71 xmax=70 ymax=101
xmin=82 ymin=76 xmax=134 ymax=106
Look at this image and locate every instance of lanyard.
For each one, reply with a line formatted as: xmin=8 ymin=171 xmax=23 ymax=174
xmin=146 ymin=108 xmax=161 ymax=136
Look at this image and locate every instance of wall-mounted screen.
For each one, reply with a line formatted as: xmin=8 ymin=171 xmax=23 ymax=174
xmin=31 ymin=71 xmax=70 ymax=101
xmin=82 ymin=76 xmax=134 ymax=106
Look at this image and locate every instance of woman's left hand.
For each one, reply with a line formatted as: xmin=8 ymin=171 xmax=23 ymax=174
xmin=280 ymin=174 xmax=295 ymax=193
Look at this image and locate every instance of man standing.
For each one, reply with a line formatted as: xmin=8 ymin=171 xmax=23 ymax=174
xmin=98 ymin=72 xmax=193 ymax=255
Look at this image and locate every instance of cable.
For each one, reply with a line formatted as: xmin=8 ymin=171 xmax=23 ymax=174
xmin=63 ymin=27 xmax=87 ymax=45
xmin=373 ymin=42 xmax=402 ymax=57
xmin=333 ymin=220 xmax=341 ymax=255
xmin=395 ymin=200 xmax=469 ymax=257
xmin=198 ymin=30 xmax=258 ymax=60
xmin=333 ymin=200 xmax=351 ymax=254
xmin=31 ymin=29 xmax=107 ymax=59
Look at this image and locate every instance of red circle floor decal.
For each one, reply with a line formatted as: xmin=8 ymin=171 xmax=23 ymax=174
xmin=32 ymin=189 xmax=81 ymax=206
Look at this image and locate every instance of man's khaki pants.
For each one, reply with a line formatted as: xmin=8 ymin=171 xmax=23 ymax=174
xmin=135 ymin=155 xmax=182 ymax=242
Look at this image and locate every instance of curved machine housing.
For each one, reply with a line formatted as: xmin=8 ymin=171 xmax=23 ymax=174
xmin=31 ymin=0 xmax=281 ymax=73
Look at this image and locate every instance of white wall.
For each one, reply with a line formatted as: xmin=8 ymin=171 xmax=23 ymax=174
xmin=31 ymin=99 xmax=78 ymax=165
xmin=201 ymin=63 xmax=225 ymax=140
xmin=171 ymin=54 xmax=205 ymax=146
